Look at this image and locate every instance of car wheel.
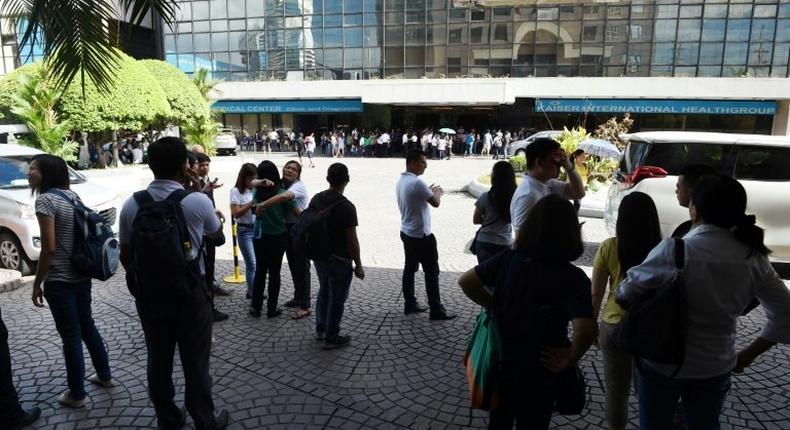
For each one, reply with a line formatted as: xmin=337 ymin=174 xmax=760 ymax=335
xmin=0 ymin=233 xmax=32 ymax=275
xmin=515 ymin=149 xmax=526 ymax=157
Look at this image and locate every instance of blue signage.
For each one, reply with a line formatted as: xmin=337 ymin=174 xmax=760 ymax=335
xmin=212 ymin=99 xmax=364 ymax=114
xmin=535 ymin=99 xmax=777 ymax=115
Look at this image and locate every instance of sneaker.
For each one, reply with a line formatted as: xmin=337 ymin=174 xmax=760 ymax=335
xmin=214 ymin=286 xmax=232 ymax=296
xmin=315 ymin=331 xmax=325 ymax=341
xmin=213 ymin=309 xmax=229 ymax=322
xmin=57 ymin=391 xmax=85 ymax=408
xmin=214 ymin=409 xmax=230 ymax=429
xmin=323 ymin=335 xmax=351 ymax=350
xmin=283 ymin=299 xmax=299 ymax=308
xmin=404 ymin=303 xmax=428 ymax=315
xmin=87 ymin=373 xmax=115 ymax=388
xmin=10 ymin=406 xmax=41 ymax=430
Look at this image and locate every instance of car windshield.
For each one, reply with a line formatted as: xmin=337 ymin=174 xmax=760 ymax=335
xmin=639 ymin=141 xmax=735 ymax=175
xmin=0 ymin=155 xmax=86 ymax=189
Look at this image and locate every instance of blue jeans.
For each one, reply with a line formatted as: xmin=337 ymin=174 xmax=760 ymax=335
xmin=314 ymin=259 xmax=353 ymax=340
xmin=44 ymin=279 xmax=111 ymax=400
xmin=637 ymin=362 xmax=731 ymax=430
xmin=475 ymin=241 xmax=509 ymax=265
xmin=237 ymin=225 xmax=256 ymax=296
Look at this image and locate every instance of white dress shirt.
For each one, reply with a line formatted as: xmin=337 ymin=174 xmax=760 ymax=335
xmin=617 ymin=224 xmax=790 ymax=379
xmin=509 ymin=174 xmax=569 ymax=233
xmin=396 ymin=172 xmax=433 ymax=238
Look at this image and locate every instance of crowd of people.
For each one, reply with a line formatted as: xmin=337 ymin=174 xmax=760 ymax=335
xmin=1 ymin=135 xmax=789 ymax=430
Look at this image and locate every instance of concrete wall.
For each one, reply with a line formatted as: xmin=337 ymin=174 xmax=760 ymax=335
xmin=773 ymin=100 xmax=790 ymax=136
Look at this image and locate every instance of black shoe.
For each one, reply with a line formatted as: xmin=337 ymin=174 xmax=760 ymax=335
xmin=323 ymin=335 xmax=351 ymax=349
xmin=157 ymin=407 xmax=187 ymax=430
xmin=11 ymin=407 xmax=41 ymax=430
xmin=248 ymin=307 xmax=261 ymax=318
xmin=246 ymin=293 xmax=252 ymax=300
xmin=267 ymin=309 xmax=283 ymax=318
xmin=429 ymin=311 xmax=457 ymax=321
xmin=214 ymin=286 xmax=232 ymax=296
xmin=315 ymin=331 xmax=325 ymax=341
xmin=283 ymin=299 xmax=299 ymax=308
xmin=213 ymin=409 xmax=230 ymax=430
xmin=213 ymin=309 xmax=229 ymax=322
xmin=404 ymin=303 xmax=428 ymax=315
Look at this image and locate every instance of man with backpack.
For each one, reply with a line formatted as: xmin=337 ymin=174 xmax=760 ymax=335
xmin=300 ymin=163 xmax=364 ymax=349
xmin=119 ymin=137 xmax=229 ymax=430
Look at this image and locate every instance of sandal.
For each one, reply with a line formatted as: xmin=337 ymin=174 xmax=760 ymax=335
xmin=291 ymin=309 xmax=312 ymax=320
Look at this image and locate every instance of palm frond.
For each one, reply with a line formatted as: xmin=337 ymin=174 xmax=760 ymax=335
xmin=118 ymin=0 xmax=177 ymax=29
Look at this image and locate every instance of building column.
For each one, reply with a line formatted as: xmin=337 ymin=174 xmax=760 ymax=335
xmin=772 ymin=100 xmax=790 ymax=136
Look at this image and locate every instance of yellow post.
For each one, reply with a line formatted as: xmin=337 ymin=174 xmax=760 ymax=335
xmin=223 ymin=211 xmax=246 ymax=284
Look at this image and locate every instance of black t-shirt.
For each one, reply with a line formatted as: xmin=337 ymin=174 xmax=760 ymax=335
xmin=475 ymin=250 xmax=593 ymax=377
xmin=309 ymin=190 xmax=358 ymax=259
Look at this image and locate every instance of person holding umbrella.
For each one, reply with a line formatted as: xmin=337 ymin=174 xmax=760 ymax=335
xmin=570 ymin=149 xmax=588 ymax=213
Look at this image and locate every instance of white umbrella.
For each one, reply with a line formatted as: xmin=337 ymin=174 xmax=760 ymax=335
xmin=439 ymin=128 xmax=456 ymax=135
xmin=578 ymin=138 xmax=621 ymax=159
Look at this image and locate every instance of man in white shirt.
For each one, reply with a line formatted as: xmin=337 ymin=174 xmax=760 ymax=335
xmin=395 ymin=150 xmax=456 ymax=320
xmin=509 ymin=138 xmax=586 ymax=236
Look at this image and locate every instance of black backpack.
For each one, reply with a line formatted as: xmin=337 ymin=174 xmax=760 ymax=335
xmin=612 ymin=238 xmax=687 ymax=375
xmin=292 ymin=195 xmax=346 ymax=261
xmin=126 ymin=189 xmax=203 ymax=300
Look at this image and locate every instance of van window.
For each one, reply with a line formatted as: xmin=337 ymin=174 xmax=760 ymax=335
xmin=734 ymin=146 xmax=790 ymax=181
xmin=641 ymin=142 xmax=734 ymax=175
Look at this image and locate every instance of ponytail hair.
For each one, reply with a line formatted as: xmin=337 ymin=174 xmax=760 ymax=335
xmin=692 ymin=174 xmax=770 ymax=257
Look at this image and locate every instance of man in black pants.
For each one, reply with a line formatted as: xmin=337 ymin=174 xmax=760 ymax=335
xmin=0 ymin=308 xmax=41 ymax=430
xmin=395 ymin=150 xmax=456 ymax=320
xmin=119 ymin=138 xmax=229 ymax=430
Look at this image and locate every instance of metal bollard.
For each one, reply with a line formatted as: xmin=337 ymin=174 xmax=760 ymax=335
xmin=223 ymin=213 xmax=246 ymax=284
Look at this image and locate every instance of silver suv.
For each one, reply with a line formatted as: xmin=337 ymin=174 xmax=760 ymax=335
xmin=507 ymin=130 xmax=562 ymax=157
xmin=0 ymin=144 xmax=120 ymax=274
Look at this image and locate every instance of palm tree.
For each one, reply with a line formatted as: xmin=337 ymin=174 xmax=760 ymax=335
xmin=192 ymin=68 xmax=221 ymax=102
xmin=0 ymin=0 xmax=177 ymax=93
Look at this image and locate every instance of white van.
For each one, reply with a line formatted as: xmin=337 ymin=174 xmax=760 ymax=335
xmin=215 ymin=128 xmax=238 ymax=156
xmin=605 ymin=131 xmax=790 ymax=274
xmin=0 ymin=144 xmax=120 ymax=274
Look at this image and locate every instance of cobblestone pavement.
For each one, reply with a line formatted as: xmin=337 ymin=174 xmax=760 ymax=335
xmin=4 ymin=154 xmax=789 ymax=429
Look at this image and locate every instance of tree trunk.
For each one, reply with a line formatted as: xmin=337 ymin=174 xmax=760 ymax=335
xmin=89 ymin=131 xmax=110 ymax=169
xmin=111 ymin=130 xmax=119 ymax=168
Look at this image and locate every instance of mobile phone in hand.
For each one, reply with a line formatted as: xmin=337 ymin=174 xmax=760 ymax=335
xmin=211 ymin=177 xmax=219 ymax=185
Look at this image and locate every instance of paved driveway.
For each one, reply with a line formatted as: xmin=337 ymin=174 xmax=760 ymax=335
xmin=4 ymin=153 xmax=788 ymax=429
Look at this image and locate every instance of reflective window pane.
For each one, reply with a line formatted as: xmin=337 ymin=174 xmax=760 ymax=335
xmin=724 ymin=43 xmax=748 ymax=65
xmin=726 ymin=20 xmax=750 ymax=42
xmin=704 ymin=5 xmax=727 ymax=19
xmin=777 ymin=20 xmax=790 ymax=42
xmin=701 ymin=19 xmax=726 ymax=41
xmin=698 ymin=66 xmax=721 ymax=76
xmin=677 ymin=20 xmax=701 ymax=41
xmin=728 ymin=4 xmax=752 ymax=19
xmin=774 ymin=43 xmax=790 ymax=65
xmin=676 ymin=43 xmax=699 ymax=65
xmin=749 ymin=43 xmax=772 ymax=65
xmin=652 ymin=42 xmax=674 ymax=65
xmin=751 ymin=20 xmax=775 ymax=42
xmin=699 ymin=43 xmax=724 ymax=64
xmin=654 ymin=20 xmax=677 ymax=42
xmin=325 ymin=28 xmax=343 ymax=47
xmin=344 ymin=27 xmax=363 ymax=47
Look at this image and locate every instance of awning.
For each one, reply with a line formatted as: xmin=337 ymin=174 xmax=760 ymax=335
xmin=212 ymin=99 xmax=363 ymax=114
xmin=535 ymin=99 xmax=777 ymax=115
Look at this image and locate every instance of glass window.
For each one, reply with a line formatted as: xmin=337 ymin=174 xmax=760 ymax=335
xmin=345 ymin=47 xmax=363 ymax=67
xmin=426 ymin=45 xmax=446 ymax=67
xmin=429 ymin=0 xmax=444 ymax=10
xmin=427 ymin=10 xmax=446 ymax=23
xmin=559 ymin=5 xmax=581 ymax=20
xmin=629 ymin=21 xmax=652 ymax=41
xmin=724 ymin=43 xmax=748 ymax=65
xmin=165 ymin=35 xmax=176 ymax=52
xmin=285 ymin=29 xmax=303 ymax=48
xmin=449 ymin=8 xmax=466 ymax=22
xmin=178 ymin=55 xmax=195 ymax=73
xmin=364 ymin=0 xmax=381 ymax=12
xmin=405 ymin=26 xmax=424 ymax=45
xmin=699 ymin=42 xmax=724 ymax=64
xmin=194 ymin=20 xmax=211 ymax=32
xmin=385 ymin=27 xmax=403 ymax=45
xmin=193 ymin=33 xmax=211 ymax=52
xmin=652 ymin=42 xmax=675 ymax=64
xmin=515 ymin=7 xmax=535 ymax=21
xmin=385 ymin=11 xmax=404 ymax=25
xmin=363 ymin=13 xmax=380 ymax=25
xmin=704 ymin=4 xmax=727 ymax=19
xmin=537 ymin=7 xmax=558 ymax=21
xmin=607 ymin=5 xmax=628 ymax=19
xmin=583 ymin=22 xmax=603 ymax=42
xmin=776 ymin=20 xmax=790 ymax=42
xmin=344 ymin=27 xmax=362 ymax=47
xmin=448 ymin=24 xmax=467 ymax=44
xmin=406 ymin=10 xmax=425 ymax=24
xmin=677 ymin=20 xmax=701 ymax=41
xmin=386 ymin=0 xmax=404 ymax=11
xmin=312 ymin=29 xmax=323 ymax=47
xmin=656 ymin=5 xmax=678 ymax=19
xmin=754 ymin=5 xmax=777 ymax=19
xmin=210 ymin=0 xmax=226 ymax=18
xmin=344 ymin=14 xmax=362 ymax=26
xmin=176 ymin=3 xmax=192 ymax=21
xmin=750 ymin=20 xmax=775 ymax=42
xmin=630 ymin=3 xmax=652 ymax=19
xmin=247 ymin=18 xmax=265 ymax=30
xmin=324 ymin=14 xmax=342 ymax=27
xmin=606 ymin=21 xmax=628 ymax=43
xmin=774 ymin=43 xmax=790 ymax=65
xmin=176 ymin=35 xmax=193 ymax=52
xmin=491 ymin=23 xmax=512 ymax=43
xmin=701 ymin=19 xmax=726 ymax=41
xmin=304 ymin=0 xmax=322 ymax=13
xmin=230 ymin=51 xmax=246 ymax=71
xmin=406 ymin=0 xmax=424 ymax=10
xmin=405 ymin=46 xmax=424 ymax=66
xmin=470 ymin=9 xmax=486 ymax=21
xmin=193 ymin=1 xmax=209 ymax=20
xmin=698 ymin=65 xmax=721 ymax=76
xmin=324 ymin=0 xmax=341 ymax=13
xmin=470 ymin=25 xmax=488 ymax=44
xmin=324 ymin=28 xmax=343 ymax=47
xmin=212 ymin=32 xmax=229 ymax=51
xmin=771 ymin=66 xmax=787 ymax=77
xmin=781 ymin=4 xmax=790 ymax=18
xmin=535 ymin=44 xmax=556 ymax=64
xmin=583 ymin=5 xmax=605 ymax=19
xmin=363 ymin=27 xmax=379 ymax=46
xmin=676 ymin=43 xmax=699 ymax=65
xmin=229 ymin=20 xmax=246 ymax=31
xmin=654 ymin=20 xmax=677 ymax=42
xmin=674 ymin=66 xmax=696 ymax=77
xmin=735 ymin=147 xmax=790 ymax=181
xmin=749 ymin=43 xmax=772 ymax=65
xmin=385 ymin=46 xmax=404 ymax=67
xmin=324 ymin=48 xmax=342 ymax=67
xmin=726 ymin=20 xmax=750 ymax=42
xmin=679 ymin=5 xmax=702 ymax=18
xmin=493 ymin=7 xmax=513 ymax=21
xmin=211 ymin=20 xmax=227 ymax=31
xmin=229 ymin=31 xmax=247 ymax=50
xmin=178 ymin=22 xmax=193 ymax=33
xmin=536 ymin=22 xmax=557 ymax=43
xmin=728 ymin=4 xmax=752 ymax=19
xmin=427 ymin=25 xmax=446 ymax=44
xmin=345 ymin=0 xmax=362 ymax=13
xmin=228 ymin=0 xmax=245 ymax=18
xmin=364 ymin=47 xmax=382 ymax=67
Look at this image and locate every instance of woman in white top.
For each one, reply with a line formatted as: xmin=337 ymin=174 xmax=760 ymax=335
xmin=617 ymin=174 xmax=790 ymax=430
xmin=230 ymin=163 xmax=258 ymax=298
xmin=472 ymin=161 xmax=516 ymax=263
xmin=305 ymin=133 xmax=316 ymax=168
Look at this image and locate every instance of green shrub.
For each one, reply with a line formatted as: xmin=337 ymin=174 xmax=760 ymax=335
xmin=509 ymin=154 xmax=526 ymax=173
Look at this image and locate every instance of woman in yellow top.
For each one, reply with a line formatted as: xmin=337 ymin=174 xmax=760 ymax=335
xmin=591 ymin=191 xmax=661 ymax=430
xmin=571 ymin=149 xmax=588 ymax=213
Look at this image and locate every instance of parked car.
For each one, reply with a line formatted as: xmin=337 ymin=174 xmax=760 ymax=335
xmin=215 ymin=128 xmax=239 ymax=156
xmin=506 ymin=130 xmax=562 ymax=156
xmin=0 ymin=144 xmax=120 ymax=274
xmin=605 ymin=131 xmax=790 ymax=274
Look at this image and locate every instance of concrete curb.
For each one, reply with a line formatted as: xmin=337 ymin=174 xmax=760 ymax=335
xmin=466 ymin=176 xmax=607 ymax=219
xmin=0 ymin=269 xmax=22 ymax=293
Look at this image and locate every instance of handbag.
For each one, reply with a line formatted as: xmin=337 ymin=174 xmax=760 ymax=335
xmin=611 ymin=238 xmax=687 ymax=375
xmin=469 ymin=216 xmax=500 ymax=255
xmin=553 ymin=365 xmax=586 ymax=415
xmin=463 ymin=310 xmax=502 ymax=410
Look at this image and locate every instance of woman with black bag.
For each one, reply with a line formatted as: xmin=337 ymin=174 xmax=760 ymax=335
xmin=471 ymin=161 xmax=516 ymax=264
xmin=616 ymin=174 xmax=790 ymax=430
xmin=459 ymin=194 xmax=596 ymax=429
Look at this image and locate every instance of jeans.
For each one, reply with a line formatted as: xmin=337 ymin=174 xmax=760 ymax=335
xmin=488 ymin=374 xmax=555 ymax=430
xmin=136 ymin=282 xmax=217 ymax=430
xmin=44 ymin=279 xmax=111 ymax=400
xmin=599 ymin=321 xmax=634 ymax=430
xmin=237 ymin=225 xmax=256 ymax=296
xmin=285 ymin=225 xmax=312 ymax=309
xmin=637 ymin=362 xmax=731 ymax=430
xmin=400 ymin=232 xmax=442 ymax=312
xmin=474 ymin=241 xmax=509 ymax=265
xmin=314 ymin=258 xmax=353 ymax=339
xmin=252 ymin=233 xmax=288 ymax=315
xmin=0 ymin=308 xmax=25 ymax=427
xmin=465 ymin=144 xmax=474 ymax=156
